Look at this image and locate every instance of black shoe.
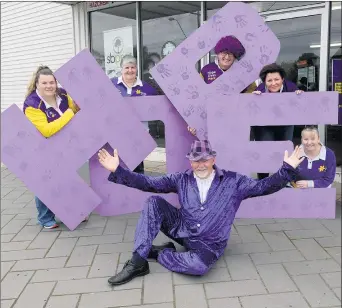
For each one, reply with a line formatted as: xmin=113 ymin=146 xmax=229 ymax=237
xmin=148 ymin=242 xmax=176 ymax=260
xmin=108 ymin=260 xmax=149 ymax=286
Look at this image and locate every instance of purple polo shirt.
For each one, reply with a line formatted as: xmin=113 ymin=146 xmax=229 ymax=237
xmin=200 ymin=58 xmax=223 ymax=84
xmin=110 ymin=76 xmax=157 ymax=97
xmin=295 ymin=145 xmax=336 ymax=188
xmin=200 ymin=59 xmax=256 ymax=93
xmin=111 ymin=76 xmax=157 ymax=130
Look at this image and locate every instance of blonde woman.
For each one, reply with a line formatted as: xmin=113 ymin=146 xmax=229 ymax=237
xmin=291 ymin=126 xmax=336 ymax=188
xmin=23 ymin=65 xmax=80 ymax=228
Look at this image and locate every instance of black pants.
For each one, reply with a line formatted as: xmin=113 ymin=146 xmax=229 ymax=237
xmin=133 ymin=161 xmax=144 ymax=174
xmin=252 ymin=125 xmax=294 ymax=180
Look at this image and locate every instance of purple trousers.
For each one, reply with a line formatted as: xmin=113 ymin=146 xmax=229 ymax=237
xmin=134 ymin=196 xmax=217 ymax=276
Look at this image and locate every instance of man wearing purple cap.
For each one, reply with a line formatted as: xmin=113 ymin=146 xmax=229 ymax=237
xmin=200 ymin=35 xmax=256 ymax=93
xmin=98 ymin=140 xmax=304 ymax=285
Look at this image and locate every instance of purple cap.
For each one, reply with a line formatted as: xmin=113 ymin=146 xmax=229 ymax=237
xmin=186 ymin=140 xmax=217 ymax=161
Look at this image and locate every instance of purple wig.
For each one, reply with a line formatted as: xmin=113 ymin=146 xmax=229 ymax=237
xmin=214 ymin=36 xmax=246 ymax=60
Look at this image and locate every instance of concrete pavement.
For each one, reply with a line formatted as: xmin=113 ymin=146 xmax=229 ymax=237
xmin=1 ymin=163 xmax=341 ymax=308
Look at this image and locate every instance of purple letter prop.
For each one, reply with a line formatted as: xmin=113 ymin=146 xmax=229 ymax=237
xmin=1 ymin=2 xmax=339 ymax=223
xmin=207 ymin=92 xmax=338 ymax=218
xmin=1 ymin=49 xmax=156 ymax=230
xmin=151 ymin=2 xmax=280 ymax=140
xmin=90 ymin=96 xmax=196 ymax=216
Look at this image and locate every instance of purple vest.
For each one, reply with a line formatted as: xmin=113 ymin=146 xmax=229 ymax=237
xmin=111 ymin=77 xmax=157 ymax=97
xmin=256 ymin=79 xmax=299 ymax=93
xmin=23 ymin=89 xmax=70 ymax=123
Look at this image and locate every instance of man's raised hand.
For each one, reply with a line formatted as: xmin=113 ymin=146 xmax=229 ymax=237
xmin=98 ymin=148 xmax=120 ymax=173
xmin=283 ymin=146 xmax=305 ymax=169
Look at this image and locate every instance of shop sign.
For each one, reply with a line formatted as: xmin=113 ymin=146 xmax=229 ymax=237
xmin=87 ymin=1 xmax=121 ymax=11
xmin=103 ymin=26 xmax=134 ymax=78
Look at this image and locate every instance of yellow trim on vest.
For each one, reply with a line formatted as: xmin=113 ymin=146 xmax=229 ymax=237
xmin=66 ymin=94 xmax=78 ymax=113
xmin=24 ymin=106 xmax=74 ymax=138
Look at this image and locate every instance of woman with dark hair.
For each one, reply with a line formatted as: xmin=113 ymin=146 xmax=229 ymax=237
xmin=254 ymin=63 xmax=301 ymax=94
xmin=23 ymin=65 xmax=80 ymax=228
xmin=252 ymin=63 xmax=303 ymax=180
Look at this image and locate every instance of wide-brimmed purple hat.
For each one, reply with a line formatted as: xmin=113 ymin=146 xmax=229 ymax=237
xmin=214 ymin=35 xmax=246 ymax=60
xmin=186 ymin=140 xmax=217 ymax=162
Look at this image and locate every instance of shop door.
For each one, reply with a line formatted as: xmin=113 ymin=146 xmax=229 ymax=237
xmin=263 ymin=7 xmax=326 ymax=143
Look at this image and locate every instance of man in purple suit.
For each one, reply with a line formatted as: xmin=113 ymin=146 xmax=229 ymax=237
xmin=98 ymin=140 xmax=304 ymax=285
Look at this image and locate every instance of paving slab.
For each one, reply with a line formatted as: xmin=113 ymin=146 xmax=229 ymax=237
xmin=1 ymin=167 xmax=341 ymax=308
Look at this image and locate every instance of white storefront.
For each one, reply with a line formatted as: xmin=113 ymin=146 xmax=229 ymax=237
xmin=0 ymin=1 xmax=76 ymax=112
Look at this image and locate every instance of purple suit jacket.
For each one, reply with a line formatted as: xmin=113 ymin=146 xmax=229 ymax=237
xmin=108 ymin=162 xmax=297 ymax=260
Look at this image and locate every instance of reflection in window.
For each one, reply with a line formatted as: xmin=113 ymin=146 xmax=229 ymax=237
xmin=265 ymin=16 xmax=322 ymax=141
xmin=141 ymin=1 xmax=201 ymax=94
xmin=267 ymin=15 xmax=321 ymax=91
xmin=206 ymin=2 xmax=323 ymax=71
xmin=141 ymin=2 xmax=201 ymax=147
xmin=327 ymin=2 xmax=342 ymax=166
xmin=89 ymin=3 xmax=137 ymax=78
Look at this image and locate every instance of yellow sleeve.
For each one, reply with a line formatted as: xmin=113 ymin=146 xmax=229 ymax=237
xmin=242 ymin=82 xmax=257 ymax=94
xmin=66 ymin=94 xmax=79 ymax=113
xmin=200 ymin=72 xmax=204 ymax=79
xmin=25 ymin=107 xmax=74 ymax=138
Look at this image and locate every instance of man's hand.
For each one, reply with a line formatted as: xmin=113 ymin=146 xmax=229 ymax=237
xmin=187 ymin=126 xmax=196 ymax=136
xmin=296 ymin=180 xmax=308 ymax=188
xmin=283 ymin=146 xmax=305 ymax=169
xmin=295 ymin=90 xmax=303 ymax=95
xmin=98 ymin=148 xmax=119 ymax=173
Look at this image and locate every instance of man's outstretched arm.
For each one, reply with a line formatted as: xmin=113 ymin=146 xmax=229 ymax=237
xmin=108 ymin=165 xmax=180 ymax=194
xmin=236 ymin=147 xmax=303 ymax=200
xmin=98 ymin=148 xmax=180 ymax=194
xmin=236 ymin=162 xmax=297 ymax=200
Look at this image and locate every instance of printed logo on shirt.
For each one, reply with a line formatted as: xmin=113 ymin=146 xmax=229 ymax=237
xmin=318 ymin=165 xmax=327 ymax=172
xmin=46 ymin=109 xmax=56 ymax=118
xmin=207 ymin=71 xmax=217 ymax=82
xmin=136 ymin=89 xmax=146 ymax=96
